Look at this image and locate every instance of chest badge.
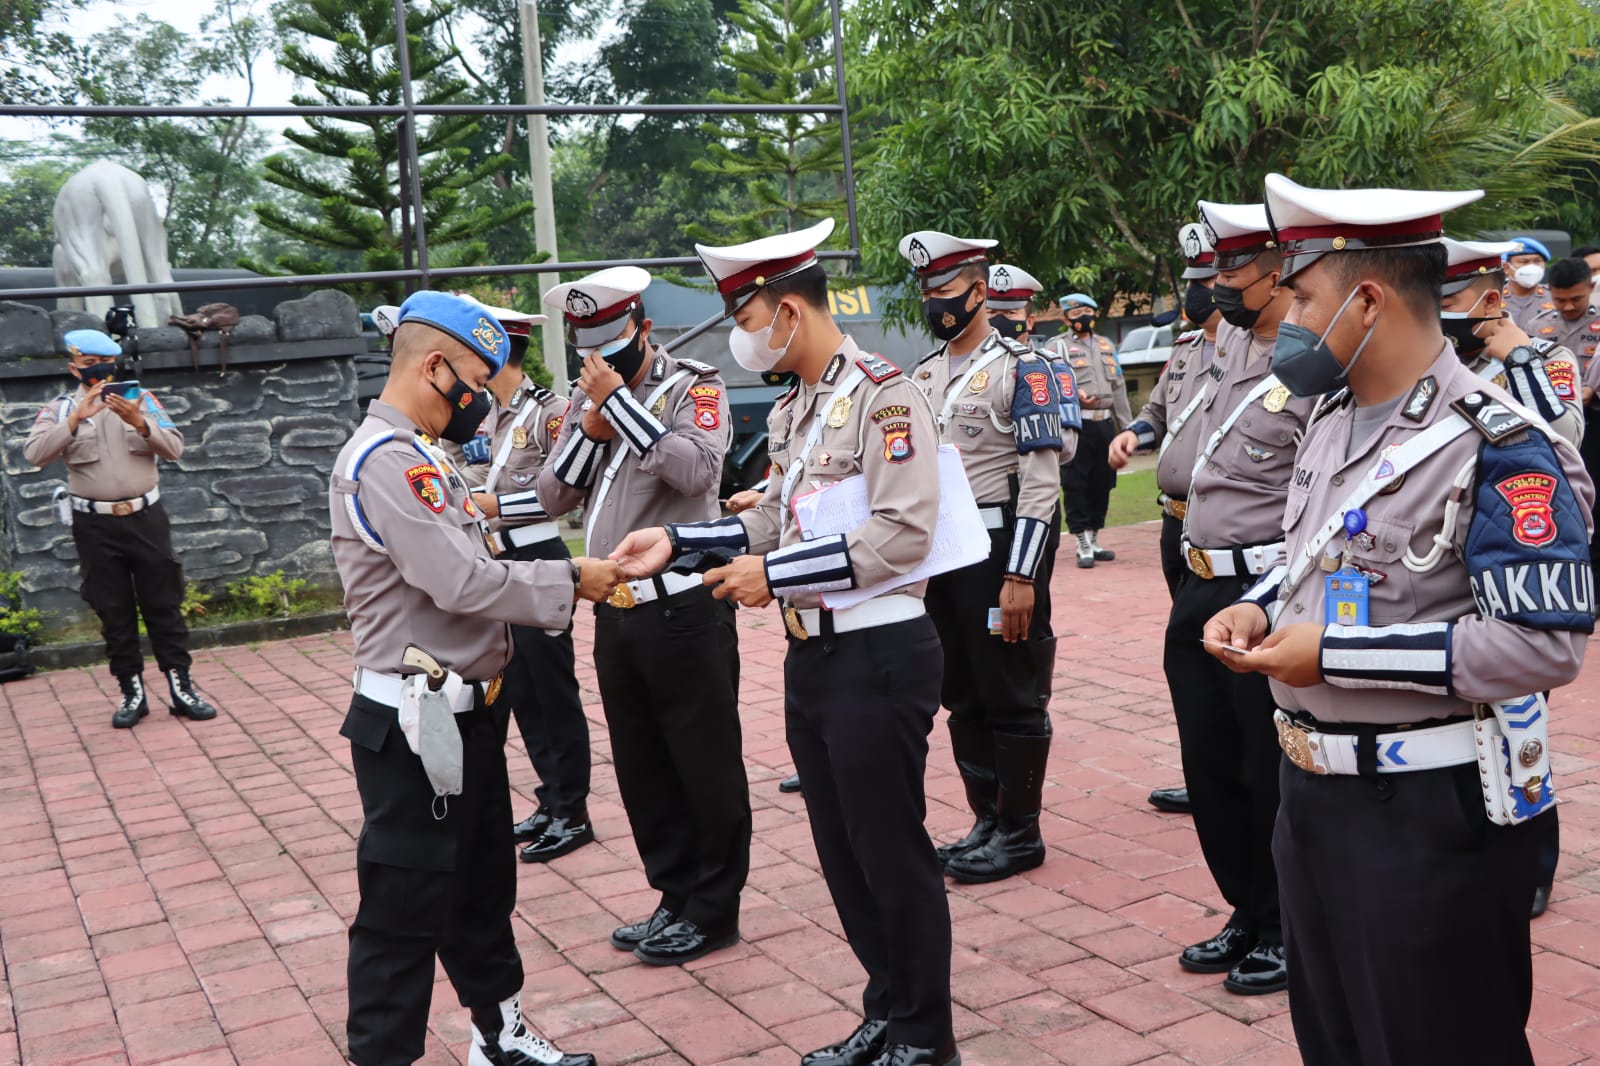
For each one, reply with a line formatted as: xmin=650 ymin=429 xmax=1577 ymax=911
xmin=816 ymin=451 xmax=831 ymax=467
xmin=826 ymin=395 xmax=852 ymax=428
xmin=1263 ymin=384 xmax=1291 ymax=413
xmin=968 ymin=370 xmax=990 ymax=393
xmin=512 ymin=425 xmax=529 ymax=449
xmin=962 ymin=424 xmax=982 ymax=437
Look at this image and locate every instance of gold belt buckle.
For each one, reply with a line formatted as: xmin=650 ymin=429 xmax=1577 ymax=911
xmin=782 ymin=604 xmax=809 ymax=640
xmin=607 ymin=582 xmax=637 ymax=609
xmin=1275 ymin=715 xmax=1320 ymax=773
xmin=483 ymin=674 xmax=503 ymax=705
xmin=484 ymin=530 xmax=503 ymax=557
xmin=111 ymin=501 xmax=134 ymax=517
xmin=1187 ymin=545 xmax=1214 ymax=580
xmin=1170 ymin=499 xmax=1187 ymax=520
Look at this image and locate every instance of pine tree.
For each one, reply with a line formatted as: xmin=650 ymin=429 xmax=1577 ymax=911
xmin=685 ymin=0 xmax=868 ymax=244
xmin=244 ymin=0 xmax=531 ymax=298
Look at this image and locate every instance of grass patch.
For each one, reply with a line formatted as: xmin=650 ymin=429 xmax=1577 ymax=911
xmin=1103 ymin=468 xmax=1163 ymax=528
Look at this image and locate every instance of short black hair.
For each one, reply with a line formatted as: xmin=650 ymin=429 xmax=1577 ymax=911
xmin=1573 ymin=243 xmax=1600 ymax=258
xmin=1321 ymin=244 xmax=1446 ymax=317
xmin=1547 ymin=256 xmax=1591 ymax=290
xmin=762 ymin=263 xmax=830 ymax=310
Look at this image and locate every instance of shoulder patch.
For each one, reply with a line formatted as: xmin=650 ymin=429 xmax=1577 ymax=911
xmin=688 ymin=383 xmax=722 ymax=430
xmin=405 ymin=463 xmax=446 ymax=513
xmin=856 ymin=354 xmax=901 ymax=383
xmin=1452 ymin=393 xmax=1529 ymax=443
xmin=676 ymin=358 xmax=718 ymax=376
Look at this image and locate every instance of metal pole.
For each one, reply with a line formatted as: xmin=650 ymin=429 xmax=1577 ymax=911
xmin=828 ymin=0 xmax=860 ymax=258
xmin=392 ymin=0 xmax=430 ymax=290
xmin=519 ymin=0 xmax=567 ymax=393
xmin=396 ymin=117 xmax=414 ymax=272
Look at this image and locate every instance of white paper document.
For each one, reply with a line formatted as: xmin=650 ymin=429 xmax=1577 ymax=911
xmin=790 ymin=444 xmax=990 ymax=610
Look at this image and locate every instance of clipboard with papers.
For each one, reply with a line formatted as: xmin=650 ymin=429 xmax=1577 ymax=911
xmin=789 ymin=443 xmax=991 ymax=610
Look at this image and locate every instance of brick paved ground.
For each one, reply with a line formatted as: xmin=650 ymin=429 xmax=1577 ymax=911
xmin=2 ymin=521 xmax=1598 ymax=1066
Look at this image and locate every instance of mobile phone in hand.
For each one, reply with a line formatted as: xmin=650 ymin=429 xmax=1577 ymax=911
xmin=104 ymin=380 xmax=141 ymax=400
xmin=1199 ymin=637 xmax=1247 ymax=655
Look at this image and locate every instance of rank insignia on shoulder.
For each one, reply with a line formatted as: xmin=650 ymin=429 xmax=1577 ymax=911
xmin=528 ymin=383 xmax=556 ymax=406
xmin=1528 ymin=338 xmax=1556 ymax=355
xmin=1177 ymin=329 xmax=1203 ymax=343
xmin=1314 ymin=387 xmax=1352 ymax=420
xmin=1401 ymin=375 xmax=1437 ymax=422
xmin=649 ymin=354 xmax=667 ymax=381
xmin=1453 ymin=393 xmax=1528 ymax=443
xmin=822 ymin=352 xmax=847 ymax=385
xmin=856 ymin=354 xmax=901 ymax=383
xmin=678 ymin=358 xmax=718 ymax=376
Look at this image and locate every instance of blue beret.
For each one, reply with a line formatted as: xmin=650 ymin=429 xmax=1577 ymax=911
xmin=63 ymin=329 xmax=121 ymax=358
xmin=1504 ymin=237 xmax=1550 ymax=262
xmin=1059 ymin=293 xmax=1098 ymax=310
xmin=396 ymin=291 xmax=510 ymax=373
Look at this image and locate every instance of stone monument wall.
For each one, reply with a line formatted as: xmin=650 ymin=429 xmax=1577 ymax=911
xmin=0 ymin=290 xmax=368 ymax=626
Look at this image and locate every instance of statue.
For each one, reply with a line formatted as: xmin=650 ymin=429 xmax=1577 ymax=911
xmin=52 ymin=160 xmax=184 ymax=326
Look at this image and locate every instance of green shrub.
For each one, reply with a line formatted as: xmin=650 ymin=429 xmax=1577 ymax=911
xmin=225 ymin=572 xmax=310 ymax=618
xmin=0 ymin=571 xmax=43 ymax=643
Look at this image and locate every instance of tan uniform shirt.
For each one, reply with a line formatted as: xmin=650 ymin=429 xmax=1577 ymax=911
xmin=329 ymin=400 xmax=576 ymax=681
xmin=1530 ymin=304 xmax=1600 ymax=370
xmin=538 ymin=350 xmax=729 ymax=557
xmin=1504 ymin=284 xmax=1554 ymax=335
xmin=24 ymin=385 xmax=183 ymax=500
xmin=451 ymin=378 xmax=569 ymax=533
xmin=1045 ymin=329 xmax=1133 ymax=427
xmin=1128 ymin=329 xmax=1216 ymax=499
xmin=1185 ymin=322 xmax=1316 ymax=549
xmin=1255 ymin=346 xmax=1594 ymax=725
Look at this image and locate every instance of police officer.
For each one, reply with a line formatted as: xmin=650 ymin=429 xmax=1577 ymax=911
xmin=1502 ymin=235 xmax=1553 ymax=333
xmin=1047 ymin=293 xmax=1130 ymax=567
xmin=1530 ymin=256 xmax=1600 ymax=370
xmin=1165 ymin=198 xmax=1315 ymax=995
xmin=537 ymin=267 xmax=751 ymax=967
xmin=1207 ymin=174 xmax=1595 ymax=1066
xmin=615 ymin=218 xmax=958 ymax=1066
xmin=896 ymin=233 xmax=1063 ymax=887
xmin=1108 ymin=222 xmax=1225 ymax=816
xmin=329 ymin=291 xmax=608 ymax=1066
xmin=24 ymin=329 xmax=218 ymax=729
xmin=987 ymin=263 xmax=1083 ymax=462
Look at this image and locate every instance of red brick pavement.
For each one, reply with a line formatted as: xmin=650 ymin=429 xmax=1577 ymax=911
xmin=1 ymin=521 xmax=1597 ymax=1066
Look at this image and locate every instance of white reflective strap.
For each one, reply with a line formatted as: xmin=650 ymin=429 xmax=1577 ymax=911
xmin=1190 ymin=373 xmax=1282 ymax=487
xmin=782 ymin=366 xmax=869 ymax=508
xmin=1158 ymin=385 xmax=1211 ymax=462
xmin=483 ymin=397 xmax=547 ymax=495
xmin=585 ymin=370 xmax=692 ymax=555
xmin=938 ymin=346 xmax=1009 ymax=428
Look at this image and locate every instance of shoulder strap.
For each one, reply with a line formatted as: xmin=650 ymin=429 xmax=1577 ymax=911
xmin=337 ymin=429 xmax=435 ymax=553
xmin=782 ymin=366 xmax=870 ymax=508
xmin=584 ymin=368 xmax=694 ymax=555
xmin=1190 ymin=373 xmax=1284 ymax=486
xmin=483 ymin=398 xmax=549 ymax=495
xmin=1158 ymin=383 xmax=1212 ymax=462
xmin=938 ymin=346 xmax=1010 ymax=428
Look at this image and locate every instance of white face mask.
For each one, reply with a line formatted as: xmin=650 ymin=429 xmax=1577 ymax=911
xmin=728 ymin=303 xmax=797 ymax=372
xmin=1512 ymin=264 xmax=1545 ymax=289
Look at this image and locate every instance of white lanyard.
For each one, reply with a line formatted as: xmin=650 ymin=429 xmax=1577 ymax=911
xmin=1279 ymin=413 xmax=1474 ymax=600
xmin=483 ymin=390 xmax=545 ymax=495
xmin=1159 ymin=384 xmax=1211 ymax=462
xmin=782 ymin=367 xmax=869 ymax=508
xmin=585 ymin=370 xmax=692 ymax=554
xmin=1190 ymin=373 xmax=1284 ymax=487
xmin=938 ymin=346 xmax=1008 ymax=430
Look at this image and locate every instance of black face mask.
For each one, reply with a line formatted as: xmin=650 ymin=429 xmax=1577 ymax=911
xmin=74 ymin=362 xmax=118 ymax=386
xmin=602 ymin=328 xmax=648 ymax=384
xmin=1184 ymin=283 xmax=1217 ymax=326
xmin=923 ymin=283 xmax=982 ymax=341
xmin=431 ymin=358 xmax=493 ymax=444
xmin=1441 ymin=311 xmax=1498 ymax=357
xmin=1213 ymin=272 xmax=1271 ymax=329
xmin=988 ymin=313 xmax=1027 ymax=340
xmin=1066 ymin=314 xmax=1095 ymax=334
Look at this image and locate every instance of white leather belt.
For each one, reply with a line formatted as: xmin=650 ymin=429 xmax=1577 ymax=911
xmin=72 ymin=488 xmax=159 ymax=516
xmin=1182 ymin=538 xmax=1283 ymax=579
xmin=785 ymin=593 xmax=925 ymax=639
xmin=1082 ymin=409 xmax=1113 ymax=421
xmin=606 ymin=569 xmax=703 ymax=609
xmin=353 ymin=666 xmax=491 ymax=711
xmin=978 ymin=505 xmax=1007 ymax=530
xmin=1274 ymin=711 xmax=1478 ymax=775
xmin=487 ymin=521 xmax=562 ymax=554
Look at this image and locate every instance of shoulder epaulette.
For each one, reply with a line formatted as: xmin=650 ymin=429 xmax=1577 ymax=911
xmin=1313 ymin=387 xmax=1352 ymax=421
xmin=1177 ymin=329 xmax=1203 ymax=344
xmin=856 ymin=354 xmax=901 ymax=383
xmin=1453 ymin=392 xmax=1529 ymax=443
xmin=1527 ymin=338 xmax=1557 ymax=357
xmin=676 ymin=358 xmax=718 ymax=376
xmin=527 ymin=382 xmax=557 ymax=406
xmin=996 ymin=334 xmax=1034 ymax=357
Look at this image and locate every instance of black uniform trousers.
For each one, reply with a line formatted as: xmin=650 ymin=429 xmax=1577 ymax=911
xmin=924 ymin=522 xmax=1055 ymax=737
xmin=1158 ymin=512 xmax=1185 ymax=600
xmin=499 ymin=538 xmax=590 ymax=819
xmin=341 ymin=691 xmax=522 ymax=1066
xmin=71 ymin=502 xmax=190 ymax=679
xmin=1061 ymin=418 xmax=1116 ymax=533
xmin=593 ymin=584 xmax=750 ymax=928
xmin=785 ymin=614 xmax=952 ymax=1049
xmin=1164 ymin=572 xmax=1281 ymax=943
xmin=1276 ymin=760 xmax=1541 ymax=1066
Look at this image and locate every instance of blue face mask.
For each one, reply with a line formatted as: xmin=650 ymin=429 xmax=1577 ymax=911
xmin=1270 ymin=286 xmax=1378 ymax=398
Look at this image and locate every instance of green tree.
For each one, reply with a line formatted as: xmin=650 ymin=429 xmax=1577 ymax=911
xmin=687 ymin=0 xmax=866 ymax=244
xmin=851 ymin=0 xmax=1600 ymax=321
xmin=0 ymin=0 xmax=90 ymax=105
xmin=0 ymin=158 xmax=71 ymax=266
xmin=246 ymin=0 xmax=531 ymax=298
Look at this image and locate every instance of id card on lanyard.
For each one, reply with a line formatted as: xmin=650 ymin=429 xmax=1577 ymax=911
xmin=1324 ymin=508 xmax=1370 ymax=626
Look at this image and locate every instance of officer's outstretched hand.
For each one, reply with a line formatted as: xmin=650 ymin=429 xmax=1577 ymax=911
xmin=999 ymin=577 xmax=1033 ymax=642
xmin=1106 ymin=430 xmax=1140 ymax=470
xmin=1235 ymin=622 xmax=1323 ymax=688
xmin=1202 ymin=603 xmax=1268 ymax=673
xmin=470 ymin=492 xmax=499 ymax=519
xmin=611 ymin=526 xmax=672 ymax=579
xmin=103 ymin=391 xmax=149 ymax=435
xmin=726 ymin=489 xmax=763 ymax=514
xmin=572 ymin=557 xmax=626 ymax=603
xmin=704 ymin=555 xmax=771 ymax=608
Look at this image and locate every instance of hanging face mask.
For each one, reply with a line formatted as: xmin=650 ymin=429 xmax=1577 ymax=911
xmin=1271 ymin=285 xmax=1378 ymax=398
xmin=729 ymin=302 xmax=798 ymax=372
xmin=1511 ymin=264 xmax=1545 ymax=289
xmin=431 ymin=358 xmax=493 ymax=444
xmin=988 ymin=313 xmax=1027 ymax=340
xmin=583 ymin=327 xmax=647 ymax=384
xmin=74 ymin=361 xmax=118 ymax=387
xmin=923 ymin=283 xmax=982 ymax=342
xmin=1183 ymin=282 xmax=1217 ymax=326
xmin=1212 ymin=272 xmax=1271 ymax=329
xmin=1440 ymin=293 xmax=1496 ymax=358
